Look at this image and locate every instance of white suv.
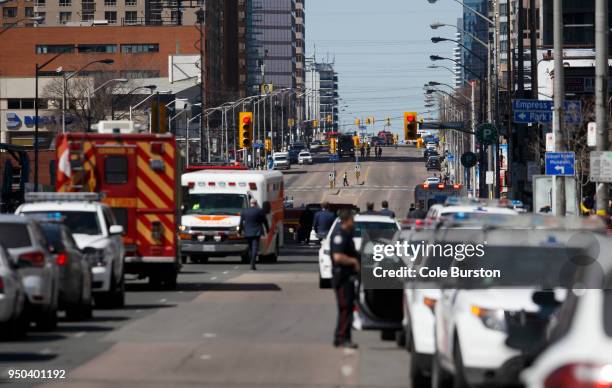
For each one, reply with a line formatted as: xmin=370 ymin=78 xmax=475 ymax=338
xmin=17 ymin=194 xmax=125 ymax=308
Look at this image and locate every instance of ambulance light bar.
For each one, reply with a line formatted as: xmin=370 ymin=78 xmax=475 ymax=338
xmin=25 ymin=192 xmax=105 ymax=203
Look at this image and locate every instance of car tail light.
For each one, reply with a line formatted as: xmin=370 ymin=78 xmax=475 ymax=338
xmin=437 ymin=184 xmax=445 ymax=189
xmin=56 ymin=252 xmax=68 ymax=266
xmin=0 ymin=277 xmax=4 ymax=293
xmin=19 ymin=251 xmax=45 ymax=267
xmin=545 ymin=363 xmax=612 ymax=388
xmin=423 ymin=184 xmax=430 ymax=189
xmin=453 ymin=184 xmax=461 ymax=189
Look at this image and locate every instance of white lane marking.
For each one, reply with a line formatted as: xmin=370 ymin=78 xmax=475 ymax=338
xmin=341 ymin=365 xmax=353 ymax=377
xmin=211 ymin=276 xmax=217 ymax=281
xmin=73 ymin=331 xmax=86 ymax=338
xmin=343 ymin=348 xmax=356 ymax=356
xmin=39 ymin=348 xmax=52 ymax=355
xmin=136 ymin=309 xmax=143 ymax=313
xmin=233 ymin=266 xmax=239 ymax=269
xmin=202 ymin=332 xmax=217 ymax=338
xmin=200 ymin=354 xmax=212 ymax=360
xmin=222 ymin=271 xmax=229 ymax=275
xmin=160 ymin=298 xmax=167 ymax=303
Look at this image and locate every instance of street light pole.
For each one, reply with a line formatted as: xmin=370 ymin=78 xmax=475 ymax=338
xmin=596 ymin=0 xmax=609 ymax=215
xmin=553 ymin=0 xmax=566 ymax=216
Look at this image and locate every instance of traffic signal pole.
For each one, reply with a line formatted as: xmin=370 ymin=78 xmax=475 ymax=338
xmin=596 ymin=0 xmax=609 ymax=215
xmin=553 ymin=0 xmax=566 ymax=216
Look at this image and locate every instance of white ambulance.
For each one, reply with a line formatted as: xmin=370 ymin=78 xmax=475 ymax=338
xmin=179 ymin=167 xmax=284 ymax=263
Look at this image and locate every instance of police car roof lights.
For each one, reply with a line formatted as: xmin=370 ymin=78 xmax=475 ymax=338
xmin=25 ymin=192 xmax=105 ymax=203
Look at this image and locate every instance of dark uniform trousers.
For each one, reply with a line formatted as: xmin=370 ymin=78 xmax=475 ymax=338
xmin=334 ymin=271 xmax=355 ymax=345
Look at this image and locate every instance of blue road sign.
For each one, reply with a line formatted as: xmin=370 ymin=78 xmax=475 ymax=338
xmin=329 ymin=155 xmax=339 ymax=162
xmin=253 ymin=142 xmax=264 ymax=149
xmin=512 ymin=99 xmax=582 ymax=124
xmin=545 ymin=152 xmax=575 ymax=176
xmin=447 ymin=154 xmax=455 ymax=162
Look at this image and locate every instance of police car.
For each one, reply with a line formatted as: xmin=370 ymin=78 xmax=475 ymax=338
xmin=318 ymin=214 xmax=400 ymax=288
xmin=17 ymin=193 xmax=126 ymax=308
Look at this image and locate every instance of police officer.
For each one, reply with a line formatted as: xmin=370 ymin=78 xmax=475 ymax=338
xmin=330 ymin=209 xmax=360 ymax=348
xmin=313 ymin=202 xmax=336 ymax=242
xmin=378 ymin=200 xmax=396 ymax=218
xmin=239 ymin=199 xmax=269 ymax=270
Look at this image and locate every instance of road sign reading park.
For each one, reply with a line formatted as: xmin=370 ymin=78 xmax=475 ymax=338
xmin=545 ymin=152 xmax=575 ymax=176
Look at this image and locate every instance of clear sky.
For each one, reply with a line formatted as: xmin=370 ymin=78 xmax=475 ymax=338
xmin=306 ymin=0 xmax=461 ymax=135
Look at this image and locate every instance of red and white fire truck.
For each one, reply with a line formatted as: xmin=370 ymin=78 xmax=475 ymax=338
xmin=55 ymin=128 xmax=181 ymax=288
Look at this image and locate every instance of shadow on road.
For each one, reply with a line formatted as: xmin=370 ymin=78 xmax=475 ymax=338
xmin=0 ymin=352 xmax=57 ymax=363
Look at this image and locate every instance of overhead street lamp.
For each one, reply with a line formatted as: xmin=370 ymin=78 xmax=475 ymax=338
xmin=430 ymin=22 xmax=488 ymax=48
xmin=112 ymin=85 xmax=157 ymax=119
xmin=87 ymin=78 xmax=128 ymax=131
xmin=0 ymin=15 xmax=44 ymax=35
xmin=431 ymin=37 xmax=486 ymax=63
xmin=60 ymin=58 xmax=115 ymax=133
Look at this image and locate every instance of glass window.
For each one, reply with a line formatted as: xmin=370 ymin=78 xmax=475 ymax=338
xmin=105 ymin=0 xmax=116 ymax=5
xmin=111 ymin=208 xmax=128 ymax=231
xmin=59 ymin=0 xmax=71 ymax=6
xmin=0 ymin=224 xmax=32 ymax=249
xmin=125 ymin=0 xmax=137 ymax=5
xmin=7 ymin=99 xmax=20 ymax=109
xmin=3 ymin=8 xmax=17 ymax=18
xmin=25 ymin=7 xmax=34 ymax=17
xmin=78 ymin=44 xmax=117 ymax=53
xmin=39 ymin=223 xmax=66 ymax=252
xmin=105 ymin=11 xmax=117 ymax=24
xmin=36 ymin=45 xmax=75 ymax=54
xmin=36 ymin=12 xmax=45 ymax=24
xmin=104 ymin=155 xmax=128 ymax=184
xmin=124 ymin=11 xmax=137 ymax=23
xmin=186 ymin=194 xmax=248 ymax=216
xmin=120 ymin=44 xmax=159 ymax=53
xmin=59 ymin=12 xmax=71 ymax=24
xmin=24 ymin=212 xmax=101 ymax=236
xmin=20 ymin=99 xmax=34 ymax=109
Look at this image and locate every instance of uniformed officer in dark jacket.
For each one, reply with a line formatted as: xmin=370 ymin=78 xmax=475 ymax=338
xmin=239 ymin=199 xmax=269 ymax=270
xmin=407 ymin=202 xmax=427 ymax=219
xmin=313 ymin=202 xmax=336 ymax=241
xmin=378 ymin=200 xmax=396 ymax=218
xmin=330 ymin=209 xmax=360 ymax=348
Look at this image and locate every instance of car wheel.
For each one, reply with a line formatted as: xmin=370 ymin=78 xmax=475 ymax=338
xmin=319 ymin=275 xmax=331 ymax=289
xmin=406 ymin=325 xmax=430 ymax=386
xmin=453 ymin=337 xmax=470 ymax=388
xmin=431 ymin=351 xmax=453 ymax=388
xmin=163 ymin=271 xmax=178 ymax=290
xmin=380 ymin=330 xmax=396 ymax=341
xmin=395 ymin=329 xmax=406 ymax=348
xmin=36 ymin=303 xmax=58 ymax=331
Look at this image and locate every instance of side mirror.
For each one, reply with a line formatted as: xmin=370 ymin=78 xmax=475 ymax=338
xmin=109 ymin=225 xmax=124 ymax=235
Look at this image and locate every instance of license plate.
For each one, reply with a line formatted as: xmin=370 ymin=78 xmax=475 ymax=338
xmin=201 ymin=245 xmax=216 ymax=252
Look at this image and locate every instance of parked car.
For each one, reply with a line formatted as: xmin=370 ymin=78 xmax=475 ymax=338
xmin=38 ymin=219 xmax=93 ymax=320
xmin=298 ymin=151 xmax=313 ymax=165
xmin=0 ymin=215 xmax=59 ymax=330
xmin=0 ymin=244 xmax=27 ymax=338
xmin=17 ymin=194 xmax=125 ymax=308
xmin=521 ymin=233 xmax=612 ymax=388
xmin=309 ymin=140 xmax=322 ymax=152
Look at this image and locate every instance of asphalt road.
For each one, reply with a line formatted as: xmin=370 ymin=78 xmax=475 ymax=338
xmin=0 ymin=145 xmax=430 ymax=388
xmin=284 ymin=145 xmax=427 ymax=218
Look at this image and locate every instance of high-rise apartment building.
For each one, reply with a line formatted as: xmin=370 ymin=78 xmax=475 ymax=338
xmin=462 ymin=0 xmax=488 ymax=83
xmin=246 ymin=0 xmax=297 ymax=93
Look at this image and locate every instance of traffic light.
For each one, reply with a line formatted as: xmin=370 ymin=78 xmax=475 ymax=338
xmin=265 ymin=138 xmax=272 ymax=152
xmin=404 ymin=112 xmax=418 ymax=140
xmin=330 ymin=138 xmax=337 ymax=154
xmin=355 ymin=118 xmax=361 ymax=126
xmin=366 ymin=118 xmax=371 ymax=125
xmin=386 ymin=117 xmax=391 ymax=126
xmin=238 ymin=112 xmax=253 ymax=149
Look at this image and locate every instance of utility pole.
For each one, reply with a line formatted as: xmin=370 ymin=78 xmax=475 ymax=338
xmin=553 ymin=0 xmax=566 ymax=216
xmin=529 ymin=0 xmax=538 ymax=98
xmin=596 ymin=0 xmax=609 ymax=215
xmin=196 ymin=7 xmax=206 ymax=163
xmin=506 ymin=0 xmax=514 ymax=198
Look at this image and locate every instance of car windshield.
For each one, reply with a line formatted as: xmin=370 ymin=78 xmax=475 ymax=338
xmin=39 ymin=223 xmax=65 ymax=252
xmin=300 ymin=152 xmax=310 ymax=156
xmin=185 ymin=193 xmax=248 ymax=215
xmin=0 ymin=223 xmax=32 ymax=249
xmin=24 ymin=211 xmax=102 ymax=235
xmin=275 ymin=156 xmax=287 ymax=161
xmin=356 ymin=222 xmax=398 ymax=241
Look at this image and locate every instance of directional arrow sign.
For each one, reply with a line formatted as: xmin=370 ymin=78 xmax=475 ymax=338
xmin=513 ymin=99 xmax=582 ymax=124
xmin=545 ymin=152 xmax=575 ymax=176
